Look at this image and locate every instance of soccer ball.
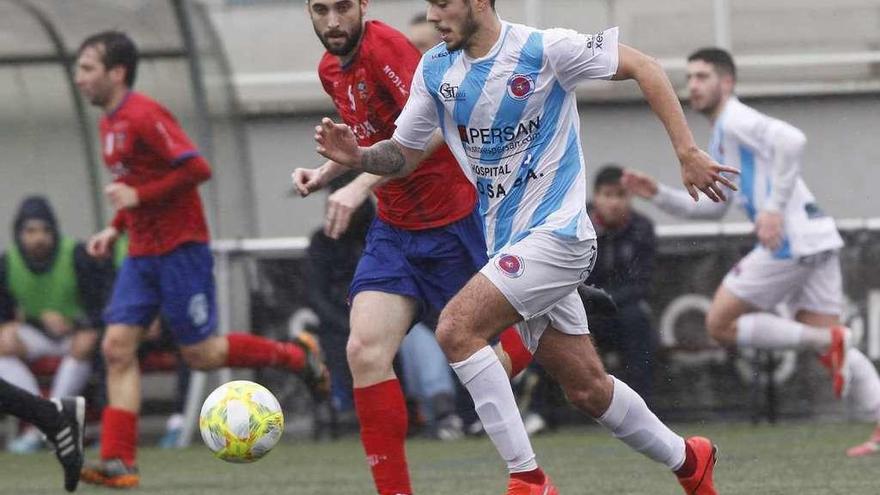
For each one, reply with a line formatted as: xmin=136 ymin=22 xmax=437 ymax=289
xmin=199 ymin=380 xmax=284 ymax=463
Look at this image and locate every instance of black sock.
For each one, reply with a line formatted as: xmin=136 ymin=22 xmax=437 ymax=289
xmin=0 ymin=378 xmax=62 ymax=435
xmin=675 ymin=442 xmax=697 ymax=478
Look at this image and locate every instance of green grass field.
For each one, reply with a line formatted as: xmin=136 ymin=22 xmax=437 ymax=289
xmin=2 ymin=422 xmax=877 ymax=494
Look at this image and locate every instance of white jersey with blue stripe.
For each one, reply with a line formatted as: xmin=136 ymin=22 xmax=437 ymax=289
xmin=712 ymin=97 xmax=843 ymax=257
xmin=393 ymin=21 xmax=619 ymax=256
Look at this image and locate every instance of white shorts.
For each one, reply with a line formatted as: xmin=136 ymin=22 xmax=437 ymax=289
xmin=481 ymin=232 xmax=596 ymax=353
xmin=16 ymin=324 xmax=71 ymax=361
xmin=722 ymin=247 xmax=842 ymax=315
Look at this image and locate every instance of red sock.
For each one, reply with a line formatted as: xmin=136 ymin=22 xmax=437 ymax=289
xmin=225 ymin=333 xmax=305 ymax=372
xmin=675 ymin=442 xmax=697 ymax=478
xmin=500 ymin=327 xmax=532 ymax=377
xmin=354 ymin=379 xmax=411 ymax=495
xmin=510 ymin=467 xmax=546 ymax=485
xmin=100 ymin=407 xmax=138 ymax=467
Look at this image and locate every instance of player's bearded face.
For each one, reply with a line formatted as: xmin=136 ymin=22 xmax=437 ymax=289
xmin=310 ymin=1 xmax=364 ymax=57
xmin=430 ymin=0 xmax=479 ymax=52
xmin=686 ymin=60 xmax=724 ymax=115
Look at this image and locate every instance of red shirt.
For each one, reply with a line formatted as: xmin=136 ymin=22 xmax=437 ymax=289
xmin=100 ymin=91 xmax=211 ymax=256
xmin=318 ymin=21 xmax=475 ymax=230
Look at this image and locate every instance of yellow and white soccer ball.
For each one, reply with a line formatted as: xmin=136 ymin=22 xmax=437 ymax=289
xmin=199 ymin=380 xmax=284 ymax=463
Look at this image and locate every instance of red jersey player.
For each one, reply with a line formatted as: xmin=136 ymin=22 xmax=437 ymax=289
xmin=74 ymin=31 xmax=326 ymax=488
xmin=293 ymin=2 xmax=531 ymax=494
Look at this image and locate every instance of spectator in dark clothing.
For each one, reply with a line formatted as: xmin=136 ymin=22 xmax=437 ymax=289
xmin=305 ymin=172 xmax=374 ymax=413
xmin=586 ymin=165 xmax=659 ymax=405
xmin=0 ymin=196 xmax=111 ymax=452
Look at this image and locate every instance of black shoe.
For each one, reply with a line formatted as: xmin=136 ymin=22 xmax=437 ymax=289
xmin=577 ymin=284 xmax=618 ymax=317
xmin=48 ymin=397 xmax=85 ymax=492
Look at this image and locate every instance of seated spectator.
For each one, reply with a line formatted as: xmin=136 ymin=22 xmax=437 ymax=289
xmin=0 ymin=196 xmax=109 ymax=452
xmin=586 ymin=165 xmax=659 ymax=405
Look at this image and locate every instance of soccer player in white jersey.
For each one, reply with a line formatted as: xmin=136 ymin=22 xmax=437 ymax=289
xmin=624 ymin=47 xmax=880 ymax=458
xmin=314 ymin=1 xmax=738 ymax=493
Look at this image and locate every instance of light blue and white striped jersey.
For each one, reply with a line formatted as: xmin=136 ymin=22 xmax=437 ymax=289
xmin=394 ymin=21 xmax=619 ymax=256
xmin=711 ymin=97 xmax=843 ymax=257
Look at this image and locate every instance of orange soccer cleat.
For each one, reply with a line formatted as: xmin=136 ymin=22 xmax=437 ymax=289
xmin=81 ymin=458 xmax=140 ymax=489
xmin=677 ymin=436 xmax=718 ymax=495
xmin=506 ymin=475 xmax=559 ymax=495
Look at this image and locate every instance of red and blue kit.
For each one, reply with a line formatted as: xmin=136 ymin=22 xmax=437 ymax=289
xmin=318 ymin=20 xmax=476 ymax=230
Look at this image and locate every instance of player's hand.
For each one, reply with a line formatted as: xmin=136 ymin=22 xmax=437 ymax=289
xmin=756 ymin=210 xmax=784 ymax=251
xmin=40 ymin=310 xmax=73 ymax=337
xmin=678 ymin=148 xmax=739 ymax=202
xmin=315 ymin=118 xmax=362 ymax=168
xmin=292 ymin=167 xmax=327 ymax=198
xmin=325 ymin=182 xmax=370 ymax=239
xmin=105 ymin=183 xmax=140 ymax=210
xmin=87 ymin=227 xmax=119 ymax=258
xmin=621 ymin=169 xmax=659 ymax=198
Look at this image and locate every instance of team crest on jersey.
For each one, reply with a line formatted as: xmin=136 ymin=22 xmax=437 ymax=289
xmin=507 ymin=74 xmax=535 ymax=101
xmin=356 ymin=80 xmax=368 ymax=100
xmin=496 ymin=254 xmax=525 ymax=278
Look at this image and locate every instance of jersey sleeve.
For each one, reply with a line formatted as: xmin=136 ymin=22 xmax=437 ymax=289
xmin=545 ymin=27 xmax=620 ymax=91
xmin=392 ymin=61 xmax=441 ymax=151
xmin=369 ymin=36 xmax=421 ymax=109
xmin=136 ymin=105 xmax=200 ymax=166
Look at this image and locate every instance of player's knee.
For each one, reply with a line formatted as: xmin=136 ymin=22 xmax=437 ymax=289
xmin=563 ymin=373 xmax=612 ymax=418
xmin=434 ymin=317 xmax=465 ymax=361
xmin=180 ymin=340 xmax=222 ymax=370
xmin=101 ymin=334 xmax=137 ymax=370
xmin=346 ymin=335 xmax=388 ymax=377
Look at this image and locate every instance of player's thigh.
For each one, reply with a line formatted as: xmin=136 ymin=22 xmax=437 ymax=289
xmin=437 ymin=272 xmax=523 ymax=350
xmin=348 ymin=290 xmax=418 ymax=366
xmin=157 ymin=243 xmax=217 ymax=346
xmin=706 ymin=285 xmax=756 ymax=335
xmin=792 ymin=251 xmax=843 ymax=324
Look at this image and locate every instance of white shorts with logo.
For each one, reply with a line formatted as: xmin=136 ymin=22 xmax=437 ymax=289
xmin=481 ymin=231 xmax=597 ymax=353
xmin=722 ymin=247 xmax=842 ymax=315
xmin=15 ymin=323 xmax=71 ymax=361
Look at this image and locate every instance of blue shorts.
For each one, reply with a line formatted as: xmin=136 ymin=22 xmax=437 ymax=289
xmin=350 ymin=208 xmax=489 ymax=316
xmin=104 ymin=242 xmax=217 ymax=345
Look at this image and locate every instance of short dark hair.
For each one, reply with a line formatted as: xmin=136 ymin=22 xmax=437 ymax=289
xmin=78 ymin=30 xmax=139 ymax=87
xmin=593 ymin=164 xmax=623 ymax=190
xmin=687 ymin=47 xmax=736 ymax=81
xmin=411 ymin=13 xmax=428 ymax=26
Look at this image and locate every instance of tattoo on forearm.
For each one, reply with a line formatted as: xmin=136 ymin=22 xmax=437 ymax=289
xmin=360 ymin=140 xmax=406 ymax=176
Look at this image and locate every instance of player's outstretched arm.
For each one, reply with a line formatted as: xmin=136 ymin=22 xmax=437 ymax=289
xmin=613 ymin=45 xmax=738 ymax=202
xmin=315 ymin=118 xmax=426 ymax=177
xmin=622 ymin=169 xmax=730 ymax=220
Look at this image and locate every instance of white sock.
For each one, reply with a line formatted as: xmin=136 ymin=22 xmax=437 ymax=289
xmin=846 ymin=349 xmax=880 ymax=420
xmin=49 ymin=356 xmax=92 ymax=398
xmin=451 ymin=346 xmax=537 ymax=473
xmin=736 ymin=313 xmax=830 ymax=351
xmin=0 ymin=356 xmax=40 ymax=395
xmin=596 ymin=376 xmax=686 ymax=470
